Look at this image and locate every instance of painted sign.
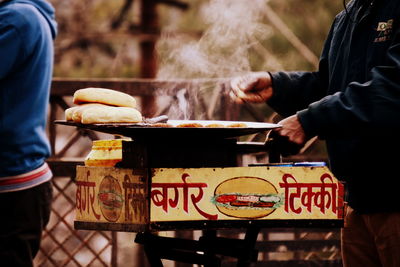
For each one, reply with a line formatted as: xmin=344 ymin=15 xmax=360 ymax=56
xmin=150 ymin=166 xmax=344 ymax=221
xmin=75 ymin=165 xmax=344 ymax=227
xmin=75 ymin=167 xmax=147 ymax=224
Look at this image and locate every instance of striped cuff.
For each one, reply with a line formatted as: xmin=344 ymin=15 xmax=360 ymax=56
xmin=0 ymin=163 xmax=53 ymax=193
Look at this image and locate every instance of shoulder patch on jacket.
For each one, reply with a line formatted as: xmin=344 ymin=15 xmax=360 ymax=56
xmin=374 ymin=19 xmax=393 ymax=43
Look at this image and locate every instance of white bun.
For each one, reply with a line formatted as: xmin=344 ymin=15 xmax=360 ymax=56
xmin=73 ymin=88 xmax=137 ymax=108
xmin=81 ymin=105 xmax=142 ymax=124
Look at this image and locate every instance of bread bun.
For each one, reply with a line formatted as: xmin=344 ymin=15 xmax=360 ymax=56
xmin=81 ymin=105 xmax=142 ymax=124
xmin=68 ymin=103 xmax=107 ymax=123
xmin=213 ymin=177 xmax=281 ymax=219
xmin=73 ymin=88 xmax=137 ymax=108
xmin=65 ymin=106 xmax=79 ymax=121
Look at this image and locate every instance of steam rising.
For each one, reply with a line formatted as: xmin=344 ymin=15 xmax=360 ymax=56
xmin=156 ymin=0 xmax=272 ymax=119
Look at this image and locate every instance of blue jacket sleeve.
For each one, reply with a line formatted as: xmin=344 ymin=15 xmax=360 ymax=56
xmin=0 ymin=24 xmax=22 ymax=79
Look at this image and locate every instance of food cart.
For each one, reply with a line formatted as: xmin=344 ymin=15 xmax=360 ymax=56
xmin=57 ymin=120 xmax=344 ymax=267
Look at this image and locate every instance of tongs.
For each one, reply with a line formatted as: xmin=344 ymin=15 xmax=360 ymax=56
xmin=236 ymin=131 xmax=302 ymax=158
xmin=142 ymin=115 xmax=169 ymax=124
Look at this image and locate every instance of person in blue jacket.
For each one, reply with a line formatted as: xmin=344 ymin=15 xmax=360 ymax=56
xmin=0 ymin=0 xmax=57 ymax=266
xmin=231 ymin=0 xmax=400 ymax=266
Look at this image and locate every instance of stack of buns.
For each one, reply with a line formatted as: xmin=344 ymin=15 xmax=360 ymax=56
xmin=65 ymin=88 xmax=142 ymax=124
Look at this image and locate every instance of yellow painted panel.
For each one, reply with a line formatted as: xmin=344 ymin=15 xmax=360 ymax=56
xmin=75 ymin=166 xmax=147 ymax=224
xmin=150 ymin=166 xmax=344 ymax=222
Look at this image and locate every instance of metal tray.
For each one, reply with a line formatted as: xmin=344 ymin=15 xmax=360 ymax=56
xmin=54 ymin=120 xmax=280 ymax=140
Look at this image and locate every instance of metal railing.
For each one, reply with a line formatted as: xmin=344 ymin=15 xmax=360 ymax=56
xmin=35 ymin=177 xmax=118 ymax=267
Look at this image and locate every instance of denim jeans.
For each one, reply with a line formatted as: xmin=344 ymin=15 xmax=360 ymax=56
xmin=0 ymin=181 xmax=53 ymax=267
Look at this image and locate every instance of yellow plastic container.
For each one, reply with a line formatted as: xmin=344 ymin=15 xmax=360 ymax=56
xmin=85 ymin=139 xmax=126 ymax=167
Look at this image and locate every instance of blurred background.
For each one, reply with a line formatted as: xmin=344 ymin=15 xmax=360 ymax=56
xmin=36 ymin=0 xmax=345 ymax=266
xmin=51 ymin=0 xmax=341 ymax=77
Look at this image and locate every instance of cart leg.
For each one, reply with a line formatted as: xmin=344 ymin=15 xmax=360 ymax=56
xmin=143 ymin=244 xmax=163 ymax=267
xmin=236 ymin=226 xmax=260 ymax=267
xmin=136 ymin=232 xmax=164 ymax=267
xmin=202 ymin=230 xmax=220 ymax=267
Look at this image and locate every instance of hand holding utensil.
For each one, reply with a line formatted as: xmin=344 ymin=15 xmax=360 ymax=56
xmin=229 ymin=71 xmax=274 ymax=104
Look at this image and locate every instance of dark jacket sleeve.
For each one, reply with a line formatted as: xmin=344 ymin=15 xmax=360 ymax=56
xmin=267 ymin=18 xmax=335 ymax=120
xmin=297 ymin=24 xmax=400 ymax=138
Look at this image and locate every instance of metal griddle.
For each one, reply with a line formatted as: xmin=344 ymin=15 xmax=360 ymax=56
xmin=54 ymin=120 xmax=280 ymax=140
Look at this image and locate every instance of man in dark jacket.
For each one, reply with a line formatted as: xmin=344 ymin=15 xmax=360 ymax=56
xmin=231 ymin=0 xmax=400 ymax=266
xmin=0 ymin=0 xmax=57 ymax=266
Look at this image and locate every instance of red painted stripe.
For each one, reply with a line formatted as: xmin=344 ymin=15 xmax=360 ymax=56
xmin=337 ymin=182 xmax=345 ymax=219
xmin=0 ymin=166 xmax=50 ymax=186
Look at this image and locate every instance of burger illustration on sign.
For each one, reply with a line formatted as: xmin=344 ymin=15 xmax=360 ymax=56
xmin=212 ymin=177 xmax=283 ymax=219
xmin=98 ymin=175 xmax=123 ymax=222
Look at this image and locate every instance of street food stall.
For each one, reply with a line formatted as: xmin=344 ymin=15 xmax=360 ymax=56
xmin=56 ymin=117 xmax=344 ymax=267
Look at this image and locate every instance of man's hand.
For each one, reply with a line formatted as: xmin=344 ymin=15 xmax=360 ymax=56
xmin=267 ymin=115 xmax=307 ymax=156
xmin=230 ymin=71 xmax=273 ymax=104
xmin=275 ymin=115 xmax=306 ymax=145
